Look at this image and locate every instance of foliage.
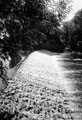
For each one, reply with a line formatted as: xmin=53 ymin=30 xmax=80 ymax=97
xmin=0 ymin=55 xmax=8 ymax=92
xmin=0 ymin=0 xmax=72 ymax=67
xmin=45 ymin=0 xmax=72 ymax=21
xmin=62 ymin=9 xmax=82 ymax=52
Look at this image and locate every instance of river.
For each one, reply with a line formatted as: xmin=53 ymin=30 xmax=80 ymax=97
xmin=58 ymin=52 xmax=82 ymax=106
xmin=0 ymin=50 xmax=82 ymax=120
xmin=49 ymin=51 xmax=82 ymax=119
xmin=14 ymin=50 xmax=82 ymax=119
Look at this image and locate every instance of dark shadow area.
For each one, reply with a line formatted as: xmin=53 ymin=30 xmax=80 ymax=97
xmin=38 ymin=49 xmax=63 ymax=56
xmin=0 ymin=111 xmax=15 ymax=120
xmin=43 ymin=44 xmax=65 ymax=53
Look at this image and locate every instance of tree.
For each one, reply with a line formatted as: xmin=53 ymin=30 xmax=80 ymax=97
xmin=62 ymin=21 xmax=75 ymax=47
xmin=0 ymin=0 xmax=72 ymax=66
xmin=62 ymin=9 xmax=82 ymax=52
xmin=45 ymin=0 xmax=72 ymax=21
xmin=72 ymin=10 xmax=82 ymax=52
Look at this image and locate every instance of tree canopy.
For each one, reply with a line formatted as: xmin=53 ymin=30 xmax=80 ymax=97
xmin=0 ymin=0 xmax=72 ymax=67
xmin=62 ymin=9 xmax=82 ymax=52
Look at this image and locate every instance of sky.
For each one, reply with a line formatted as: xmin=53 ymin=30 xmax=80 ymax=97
xmin=65 ymin=0 xmax=82 ymax=21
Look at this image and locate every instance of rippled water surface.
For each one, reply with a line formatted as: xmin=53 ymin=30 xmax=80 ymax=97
xmin=38 ymin=50 xmax=82 ymax=119
xmin=1 ymin=50 xmax=82 ymax=120
xmin=59 ymin=53 xmax=82 ymax=106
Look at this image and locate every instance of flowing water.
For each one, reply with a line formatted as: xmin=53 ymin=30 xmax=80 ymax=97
xmin=51 ymin=51 xmax=82 ymax=119
xmin=0 ymin=50 xmax=82 ymax=120
xmin=14 ymin=50 xmax=82 ymax=119
xmin=32 ymin=50 xmax=82 ymax=119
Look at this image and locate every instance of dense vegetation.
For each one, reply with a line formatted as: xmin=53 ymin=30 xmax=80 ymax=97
xmin=62 ymin=9 xmax=82 ymax=58
xmin=0 ymin=0 xmax=73 ymax=89
xmin=0 ymin=0 xmax=72 ymax=67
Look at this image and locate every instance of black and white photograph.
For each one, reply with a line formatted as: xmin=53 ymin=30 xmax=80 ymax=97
xmin=0 ymin=0 xmax=82 ymax=119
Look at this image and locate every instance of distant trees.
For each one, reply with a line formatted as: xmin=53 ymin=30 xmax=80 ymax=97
xmin=62 ymin=21 xmax=75 ymax=48
xmin=72 ymin=9 xmax=82 ymax=52
xmin=62 ymin=9 xmax=82 ymax=53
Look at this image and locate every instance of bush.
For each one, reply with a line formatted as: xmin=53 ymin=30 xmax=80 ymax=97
xmin=0 ymin=55 xmax=8 ymax=92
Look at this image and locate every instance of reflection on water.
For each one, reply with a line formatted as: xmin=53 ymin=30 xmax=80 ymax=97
xmin=57 ymin=52 xmax=82 ymax=113
xmin=39 ymin=50 xmax=82 ymax=119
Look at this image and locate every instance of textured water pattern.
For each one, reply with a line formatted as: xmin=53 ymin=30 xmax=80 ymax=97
xmin=0 ymin=50 xmax=82 ymax=120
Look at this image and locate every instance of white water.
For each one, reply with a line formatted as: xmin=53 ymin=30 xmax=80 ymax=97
xmin=14 ymin=50 xmax=82 ymax=119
